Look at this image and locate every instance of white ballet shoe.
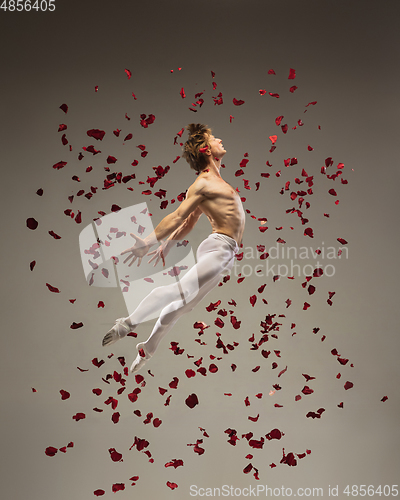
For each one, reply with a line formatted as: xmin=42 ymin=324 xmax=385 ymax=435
xmin=102 ymin=318 xmax=132 ymax=346
xmin=130 ymin=342 xmax=152 ymax=373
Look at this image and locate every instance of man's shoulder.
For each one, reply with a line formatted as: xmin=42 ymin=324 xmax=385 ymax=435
xmin=187 ymin=175 xmax=209 ymax=196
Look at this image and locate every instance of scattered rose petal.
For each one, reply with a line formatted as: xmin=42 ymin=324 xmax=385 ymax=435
xmin=108 ymin=448 xmax=123 ymax=462
xmin=60 ymin=390 xmax=70 ymax=400
xmin=269 ymin=135 xmax=277 ymax=144
xmin=70 ymin=322 xmax=83 ymax=329
xmin=153 ymin=418 xmax=162 ymax=427
xmin=72 ymin=412 xmax=86 ymax=421
xmin=112 ymin=483 xmax=125 ymax=493
xmin=167 ymin=482 xmax=178 ymax=490
xmin=45 ymin=446 xmax=58 ymax=457
xmin=46 ymin=283 xmax=60 ymax=293
xmin=27 ymin=217 xmax=38 ymax=230
xmin=165 ymin=459 xmax=184 ymax=469
xmin=185 ymin=393 xmax=199 ymax=409
xmin=169 ymin=377 xmax=179 ymax=389
xmin=87 ymin=129 xmax=106 ymax=141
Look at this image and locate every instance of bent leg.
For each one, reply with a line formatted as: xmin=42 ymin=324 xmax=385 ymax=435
xmin=143 ymin=272 xmax=221 ymax=355
xmin=130 ymin=272 xmax=221 ymax=372
xmin=125 ymin=234 xmax=233 ymax=329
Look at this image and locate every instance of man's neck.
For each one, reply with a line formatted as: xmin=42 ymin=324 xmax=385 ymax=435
xmin=204 ymin=158 xmax=222 ymax=176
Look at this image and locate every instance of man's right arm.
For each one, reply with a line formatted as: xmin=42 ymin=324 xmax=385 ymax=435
xmin=143 ymin=181 xmax=206 ymax=248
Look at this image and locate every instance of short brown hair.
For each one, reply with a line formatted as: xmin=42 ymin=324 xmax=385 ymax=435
xmin=182 ymin=123 xmax=212 ymax=173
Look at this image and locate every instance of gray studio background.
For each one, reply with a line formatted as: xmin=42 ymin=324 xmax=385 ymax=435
xmin=1 ymin=1 xmax=399 ymax=499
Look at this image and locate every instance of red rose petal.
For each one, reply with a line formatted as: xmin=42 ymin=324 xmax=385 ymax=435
xmin=167 ymin=482 xmax=178 ymax=490
xmin=108 ymin=448 xmax=123 ymax=462
xmin=94 ymin=490 xmax=105 ymax=496
xmin=27 ymin=217 xmax=38 ymax=230
xmin=112 ymin=483 xmax=125 ymax=493
xmin=92 ymin=358 xmax=105 ymax=368
xmin=72 ymin=412 xmax=86 ymax=421
xmin=288 ymin=68 xmax=296 ymax=79
xmin=125 ymin=69 xmax=132 ymax=79
xmin=185 ymin=393 xmax=199 ymax=409
xmin=53 ymin=160 xmax=67 ymax=170
xmin=233 ymin=98 xmax=245 ymax=106
xmin=209 ymin=364 xmax=218 ymax=373
xmin=87 ymin=129 xmax=106 ymax=141
xmin=59 ymin=103 xmax=68 ymax=113
xmin=344 ymin=381 xmax=353 ymax=390
xmin=45 ymin=446 xmax=58 ymax=457
xmin=60 ymin=390 xmax=70 ymax=400
xmin=46 ymin=283 xmax=60 ymax=293
xmin=70 ymin=322 xmax=83 ymax=329
xmin=153 ymin=418 xmax=162 ymax=427
xmin=169 ymin=377 xmax=179 ymax=389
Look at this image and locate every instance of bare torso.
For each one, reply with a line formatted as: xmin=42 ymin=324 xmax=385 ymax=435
xmin=192 ymin=169 xmax=245 ymax=247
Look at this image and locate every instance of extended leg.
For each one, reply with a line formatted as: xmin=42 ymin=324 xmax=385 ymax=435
xmin=130 ymin=272 xmax=222 ymax=372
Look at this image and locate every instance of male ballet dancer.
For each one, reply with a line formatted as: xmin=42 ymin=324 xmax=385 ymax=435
xmin=102 ymin=123 xmax=245 ymax=373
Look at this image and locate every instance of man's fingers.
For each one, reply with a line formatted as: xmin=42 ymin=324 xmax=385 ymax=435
xmin=128 ymin=256 xmax=137 ymax=267
xmin=123 ymin=253 xmax=132 ymax=264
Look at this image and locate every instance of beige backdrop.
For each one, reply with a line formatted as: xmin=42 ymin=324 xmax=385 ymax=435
xmin=1 ymin=1 xmax=399 ymax=499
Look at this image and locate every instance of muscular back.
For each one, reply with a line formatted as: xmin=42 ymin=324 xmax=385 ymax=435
xmin=188 ymin=169 xmax=246 ymax=247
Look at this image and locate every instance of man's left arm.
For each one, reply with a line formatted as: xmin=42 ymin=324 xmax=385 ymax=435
xmin=168 ymin=206 xmax=203 ymax=241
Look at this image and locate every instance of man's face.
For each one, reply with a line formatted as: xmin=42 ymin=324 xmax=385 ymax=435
xmin=208 ymin=134 xmax=226 ymax=160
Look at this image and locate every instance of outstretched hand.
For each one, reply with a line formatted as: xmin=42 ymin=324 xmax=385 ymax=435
xmin=147 ymin=240 xmax=171 ymax=267
xmin=121 ymin=233 xmax=151 ymax=267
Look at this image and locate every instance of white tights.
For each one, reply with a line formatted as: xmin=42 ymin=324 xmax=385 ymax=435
xmin=126 ymin=233 xmax=239 ymax=356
